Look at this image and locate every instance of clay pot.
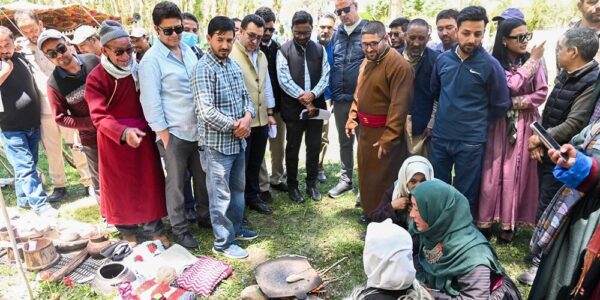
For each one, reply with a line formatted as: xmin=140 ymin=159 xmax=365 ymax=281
xmin=92 ymin=262 xmax=136 ymax=295
xmin=22 ymin=238 xmax=60 ymax=271
xmin=0 ymin=226 xmax=17 ymax=241
xmin=7 ymin=237 xmax=28 ymax=263
xmin=86 ymin=234 xmax=111 ymax=259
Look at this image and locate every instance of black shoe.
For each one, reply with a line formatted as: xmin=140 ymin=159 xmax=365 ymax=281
xmin=317 ymin=171 xmax=327 ymax=183
xmin=47 ymin=187 xmax=67 ymax=203
xmin=358 ymin=214 xmax=371 ymax=224
xmin=523 ymin=253 xmax=534 ymax=264
xmin=479 ymin=227 xmax=493 ymax=240
xmin=259 ymin=191 xmax=273 ymax=203
xmin=270 ymin=182 xmax=289 ymax=192
xmin=288 ymin=187 xmax=304 ymax=203
xmin=248 ymin=200 xmax=273 ymax=214
xmin=328 ymin=181 xmax=352 ymax=198
xmin=306 ymin=185 xmax=322 ymax=201
xmin=185 ymin=208 xmax=197 ymax=223
xmin=197 ymin=218 xmax=212 ymax=229
xmin=355 ymin=194 xmax=361 ymax=208
xmin=177 ymin=232 xmax=199 ymax=249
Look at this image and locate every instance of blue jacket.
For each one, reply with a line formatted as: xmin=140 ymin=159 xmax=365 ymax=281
xmin=330 ymin=20 xmax=368 ymax=102
xmin=399 ymin=47 xmax=440 ymax=135
xmin=324 ymin=41 xmax=334 ymax=100
xmin=431 ymin=45 xmax=510 ymax=143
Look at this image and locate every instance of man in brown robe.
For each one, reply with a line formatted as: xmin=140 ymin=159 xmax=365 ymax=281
xmin=346 ymin=21 xmax=414 ymax=223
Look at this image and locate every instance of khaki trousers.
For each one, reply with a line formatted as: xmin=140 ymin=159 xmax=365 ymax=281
xmin=259 ymin=112 xmax=286 ymax=191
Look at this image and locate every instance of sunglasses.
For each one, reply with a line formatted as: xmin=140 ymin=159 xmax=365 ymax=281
xmin=44 ymin=43 xmax=68 ymax=59
xmin=157 ymin=25 xmax=184 ymax=36
xmin=507 ymin=32 xmax=532 ymax=43
xmin=264 ymin=27 xmax=276 ymax=33
xmin=361 ymin=38 xmax=384 ymax=49
xmin=335 ymin=6 xmax=352 ymax=16
xmin=107 ymin=46 xmax=133 ymax=57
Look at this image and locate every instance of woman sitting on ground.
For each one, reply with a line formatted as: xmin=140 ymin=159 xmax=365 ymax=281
xmin=409 ymin=179 xmax=522 ymax=299
xmin=370 ymin=155 xmax=434 ymax=228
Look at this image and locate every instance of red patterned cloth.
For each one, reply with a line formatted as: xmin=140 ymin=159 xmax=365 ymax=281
xmin=176 ymin=256 xmax=233 ymax=296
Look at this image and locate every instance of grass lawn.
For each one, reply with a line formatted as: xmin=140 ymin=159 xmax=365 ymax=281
xmin=0 ymin=154 xmax=533 ymax=299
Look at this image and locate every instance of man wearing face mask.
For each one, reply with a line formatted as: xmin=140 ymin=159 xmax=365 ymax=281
xmin=345 ymin=21 xmax=413 ymax=222
xmin=230 ymin=14 xmax=276 ymax=215
xmin=182 ymin=12 xmax=204 ymax=59
xmin=398 ymin=19 xmax=440 ymax=157
xmin=84 ymin=20 xmax=168 ymax=247
xmin=277 ymin=11 xmax=330 ymax=203
xmin=138 ymin=1 xmax=209 ymax=249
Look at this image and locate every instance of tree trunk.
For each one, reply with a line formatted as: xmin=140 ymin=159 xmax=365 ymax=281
xmin=390 ymin=0 xmax=403 ymax=17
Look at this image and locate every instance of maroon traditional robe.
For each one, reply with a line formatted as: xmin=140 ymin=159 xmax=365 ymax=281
xmin=84 ymin=65 xmax=166 ymax=225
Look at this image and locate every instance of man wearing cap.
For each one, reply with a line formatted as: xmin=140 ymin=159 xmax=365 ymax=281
xmin=0 ymin=26 xmax=57 ymax=217
xmin=15 ymin=10 xmax=94 ymax=202
xmin=71 ymin=25 xmax=102 ymax=57
xmin=129 ymin=27 xmax=151 ymax=62
xmin=138 ymin=1 xmax=209 ymax=249
xmin=39 ymin=29 xmax=101 ymax=200
xmin=85 ymin=20 xmax=168 ymax=248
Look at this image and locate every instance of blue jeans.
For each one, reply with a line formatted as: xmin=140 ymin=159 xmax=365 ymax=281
xmin=199 ymin=147 xmax=245 ymax=250
xmin=0 ymin=128 xmax=48 ymax=212
xmin=428 ymin=137 xmax=485 ymax=216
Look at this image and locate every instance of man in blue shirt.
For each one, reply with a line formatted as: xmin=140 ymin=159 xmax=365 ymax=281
xmin=138 ymin=1 xmax=208 ymax=249
xmin=429 ymin=6 xmax=510 ymax=217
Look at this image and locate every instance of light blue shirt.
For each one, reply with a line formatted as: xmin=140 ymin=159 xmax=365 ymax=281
xmin=276 ymin=44 xmax=330 ymax=99
xmin=138 ymin=41 xmax=199 ymax=142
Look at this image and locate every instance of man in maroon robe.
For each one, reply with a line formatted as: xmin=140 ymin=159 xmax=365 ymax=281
xmin=84 ymin=20 xmax=168 ymax=247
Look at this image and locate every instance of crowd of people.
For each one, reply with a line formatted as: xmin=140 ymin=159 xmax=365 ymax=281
xmin=1 ymin=0 xmax=600 ymax=298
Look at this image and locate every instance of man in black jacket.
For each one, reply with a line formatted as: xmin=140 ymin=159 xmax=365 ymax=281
xmin=329 ymin=0 xmax=368 ymax=201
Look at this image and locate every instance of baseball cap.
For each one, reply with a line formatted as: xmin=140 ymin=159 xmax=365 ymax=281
xmin=37 ymin=29 xmax=64 ymax=51
xmin=71 ymin=25 xmax=97 ymax=45
xmin=492 ymin=7 xmax=525 ymax=22
xmin=130 ymin=27 xmax=147 ymax=38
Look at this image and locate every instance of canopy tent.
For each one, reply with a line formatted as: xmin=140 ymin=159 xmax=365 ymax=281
xmin=0 ymin=1 xmax=121 ymax=34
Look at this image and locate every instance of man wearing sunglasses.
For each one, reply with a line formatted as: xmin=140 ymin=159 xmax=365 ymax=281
xmin=230 ymin=14 xmax=276 ymax=215
xmin=38 ymin=29 xmax=101 ymax=201
xmin=15 ymin=10 xmax=94 ymax=202
xmin=277 ymin=11 xmax=330 ymax=203
xmin=138 ymin=1 xmax=208 ymax=249
xmin=0 ymin=26 xmax=57 ymax=218
xmin=388 ymin=17 xmax=410 ymax=50
xmin=85 ymin=20 xmax=168 ymax=248
xmin=345 ymin=21 xmax=413 ymax=225
xmin=329 ymin=0 xmax=368 ymax=201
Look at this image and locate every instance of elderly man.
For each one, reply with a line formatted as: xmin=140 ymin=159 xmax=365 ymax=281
xmin=0 ymin=26 xmax=56 ymax=217
xmin=192 ymin=16 xmax=257 ymax=259
xmin=129 ymin=27 xmax=151 ymax=62
xmin=71 ymin=25 xmax=102 ymax=56
xmin=329 ymin=0 xmax=368 ymax=200
xmin=345 ymin=21 xmax=413 ymax=223
xmin=84 ymin=20 xmax=168 ymax=247
xmin=15 ymin=10 xmax=93 ymax=201
xmin=230 ymin=14 xmax=276 ymax=214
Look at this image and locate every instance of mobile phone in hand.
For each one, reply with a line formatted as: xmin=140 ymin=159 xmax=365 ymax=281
xmin=530 ymin=121 xmax=569 ymax=161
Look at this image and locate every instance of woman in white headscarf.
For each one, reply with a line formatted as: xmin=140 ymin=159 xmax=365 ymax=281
xmin=371 ymin=156 xmax=434 ymax=227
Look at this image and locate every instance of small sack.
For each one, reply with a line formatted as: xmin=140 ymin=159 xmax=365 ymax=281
xmin=175 ymin=256 xmax=233 ymax=296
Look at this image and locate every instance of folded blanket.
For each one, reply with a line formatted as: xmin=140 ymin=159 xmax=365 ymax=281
xmin=176 ymin=256 xmax=233 ymax=296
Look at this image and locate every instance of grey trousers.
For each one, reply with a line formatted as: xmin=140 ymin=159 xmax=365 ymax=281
xmin=82 ymin=145 xmax=100 ymax=199
xmin=157 ymin=134 xmax=209 ymax=236
xmin=116 ymin=219 xmax=164 ymax=237
xmin=333 ymin=101 xmax=359 ymax=184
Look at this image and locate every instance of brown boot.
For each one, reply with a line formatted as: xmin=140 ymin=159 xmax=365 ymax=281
xmin=122 ymin=234 xmax=137 ymax=247
xmin=152 ymin=234 xmax=170 ymax=248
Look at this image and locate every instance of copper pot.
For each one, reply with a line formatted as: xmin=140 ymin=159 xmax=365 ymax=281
xmin=86 ymin=234 xmax=110 ymax=259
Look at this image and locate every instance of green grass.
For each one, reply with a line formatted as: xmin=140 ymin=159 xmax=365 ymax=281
xmin=0 ymin=154 xmax=533 ymax=299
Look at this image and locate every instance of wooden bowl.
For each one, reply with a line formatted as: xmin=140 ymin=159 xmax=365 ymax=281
xmin=7 ymin=237 xmax=28 ymax=263
xmin=22 ymin=238 xmax=60 ymax=271
xmin=0 ymin=226 xmax=17 ymax=241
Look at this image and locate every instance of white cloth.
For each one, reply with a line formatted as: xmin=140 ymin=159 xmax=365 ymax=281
xmin=344 ymin=18 xmax=362 ymax=35
xmin=391 ymin=155 xmax=434 ymax=201
xmin=100 ymin=54 xmax=139 ymax=90
xmin=363 ymin=219 xmax=415 ymax=290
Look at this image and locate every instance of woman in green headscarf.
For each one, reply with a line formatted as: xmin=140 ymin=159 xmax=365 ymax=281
xmin=409 ymin=179 xmax=521 ymax=299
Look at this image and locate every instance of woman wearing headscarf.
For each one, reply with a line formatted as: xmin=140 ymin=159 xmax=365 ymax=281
xmin=529 ymin=121 xmax=600 ymax=300
xmin=409 ymin=179 xmax=521 ymax=299
xmin=479 ymin=18 xmax=548 ymax=242
xmin=370 ymin=156 xmax=434 ymax=228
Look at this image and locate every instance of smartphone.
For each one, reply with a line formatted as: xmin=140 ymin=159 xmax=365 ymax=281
xmin=530 ymin=121 xmax=569 ymax=161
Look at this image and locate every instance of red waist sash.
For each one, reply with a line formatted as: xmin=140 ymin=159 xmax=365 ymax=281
xmin=357 ymin=112 xmax=387 ymax=128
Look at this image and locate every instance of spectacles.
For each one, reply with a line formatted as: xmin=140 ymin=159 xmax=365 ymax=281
xmin=293 ymin=30 xmax=312 ymax=38
xmin=245 ymin=32 xmax=263 ymax=42
xmin=335 ymin=6 xmax=352 ymax=16
xmin=389 ymin=32 xmax=402 ymax=37
xmin=107 ymin=46 xmax=133 ymax=57
xmin=264 ymin=27 xmax=276 ymax=33
xmin=157 ymin=25 xmax=184 ymax=36
xmin=44 ymin=43 xmax=68 ymax=59
xmin=507 ymin=32 xmax=532 ymax=43
xmin=361 ymin=38 xmax=384 ymax=49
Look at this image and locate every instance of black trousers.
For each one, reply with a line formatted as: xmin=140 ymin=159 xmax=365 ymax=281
xmin=244 ymin=125 xmax=268 ymax=204
xmin=285 ymin=119 xmax=323 ymax=188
